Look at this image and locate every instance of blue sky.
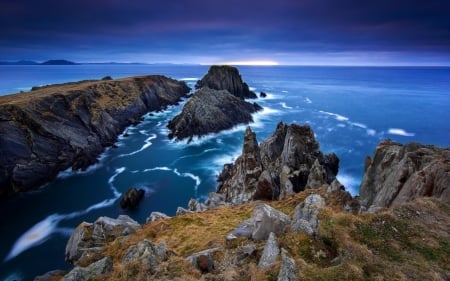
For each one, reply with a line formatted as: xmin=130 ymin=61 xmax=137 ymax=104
xmin=1 ymin=0 xmax=450 ymax=65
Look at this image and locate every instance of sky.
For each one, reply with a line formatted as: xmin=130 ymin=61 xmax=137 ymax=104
xmin=1 ymin=0 xmax=450 ymax=65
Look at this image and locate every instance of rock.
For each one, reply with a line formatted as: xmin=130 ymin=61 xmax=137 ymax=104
xmin=34 ymin=270 xmax=68 ymax=281
xmin=217 ymin=122 xmax=339 ymax=203
xmin=237 ymin=244 xmax=257 ymax=263
xmin=306 ymin=159 xmax=327 ymax=189
xmin=278 ymin=248 xmax=297 ymax=281
xmin=101 ymin=76 xmax=112 ymax=80
xmin=167 ymin=88 xmax=262 ymax=142
xmin=227 ymin=204 xmax=290 ymax=241
xmin=120 ymin=187 xmax=145 ymax=209
xmin=327 ymin=179 xmax=345 ymax=193
xmin=195 ymin=65 xmax=257 ymax=99
xmin=146 ymin=211 xmax=171 ymax=223
xmin=186 ymin=248 xmax=221 ymax=273
xmin=61 ymin=257 xmax=113 ymax=281
xmin=188 ymin=198 xmax=207 ymax=212
xmin=204 ymin=192 xmax=228 ymax=209
xmin=65 ymin=215 xmax=140 ymax=266
xmin=176 ymin=206 xmax=193 ymax=216
xmin=291 ymin=194 xmax=326 ymax=236
xmin=258 ymin=232 xmax=280 ymax=268
xmin=359 ymin=140 xmax=450 ymax=212
xmin=0 ymin=75 xmax=190 ymax=196
xmin=260 ymin=91 xmax=267 ymax=98
xmin=122 ymin=240 xmax=167 ymax=266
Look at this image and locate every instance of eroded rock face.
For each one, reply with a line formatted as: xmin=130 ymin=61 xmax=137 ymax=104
xmin=359 ymin=140 xmax=450 ymax=212
xmin=0 ymin=75 xmax=190 ymax=196
xmin=65 ymin=215 xmax=141 ymax=266
xmin=217 ymin=122 xmax=339 ymax=204
xmin=195 ymin=65 xmax=257 ymax=99
xmin=291 ymin=194 xmax=326 ymax=236
xmin=258 ymin=232 xmax=280 ymax=268
xmin=122 ymin=240 xmax=168 ymax=266
xmin=167 ymin=88 xmax=261 ymax=142
xmin=60 ymin=257 xmax=113 ymax=281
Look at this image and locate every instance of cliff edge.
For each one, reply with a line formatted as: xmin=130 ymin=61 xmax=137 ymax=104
xmin=0 ymin=75 xmax=190 ymax=196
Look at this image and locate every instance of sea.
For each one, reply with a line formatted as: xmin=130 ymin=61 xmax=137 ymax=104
xmin=0 ymin=64 xmax=449 ymax=280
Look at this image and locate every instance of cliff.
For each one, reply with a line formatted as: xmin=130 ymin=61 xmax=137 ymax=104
xmin=217 ymin=123 xmax=340 ymax=204
xmin=359 ymin=139 xmax=450 ymax=212
xmin=168 ymin=66 xmax=262 ymax=142
xmin=0 ymin=75 xmax=190 ymax=196
xmin=195 ymin=65 xmax=257 ymax=99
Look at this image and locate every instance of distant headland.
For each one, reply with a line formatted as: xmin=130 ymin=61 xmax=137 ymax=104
xmin=0 ymin=59 xmax=78 ymax=65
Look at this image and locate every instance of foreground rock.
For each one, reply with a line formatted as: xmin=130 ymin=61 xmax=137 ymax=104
xmin=195 ymin=65 xmax=257 ymax=99
xmin=0 ymin=75 xmax=190 ymax=196
xmin=258 ymin=232 xmax=280 ymax=268
xmin=61 ymin=257 xmax=112 ymax=281
xmin=218 ymin=123 xmax=339 ymax=204
xmin=167 ymin=87 xmax=262 ymax=142
xmin=291 ymin=194 xmax=326 ymax=236
xmin=65 ymin=215 xmax=141 ymax=266
xmin=359 ymin=140 xmax=450 ymax=212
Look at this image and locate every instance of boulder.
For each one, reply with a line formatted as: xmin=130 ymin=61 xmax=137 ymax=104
xmin=260 ymin=91 xmax=267 ymax=98
xmin=359 ymin=140 xmax=450 ymax=212
xmin=227 ymin=204 xmax=290 ymax=241
xmin=195 ymin=65 xmax=257 ymax=99
xmin=291 ymin=194 xmax=326 ymax=236
xmin=204 ymin=192 xmax=228 ymax=209
xmin=122 ymin=240 xmax=167 ymax=266
xmin=146 ymin=211 xmax=171 ymax=223
xmin=167 ymin=88 xmax=262 ymax=142
xmin=258 ymin=232 xmax=280 ymax=268
xmin=186 ymin=248 xmax=221 ymax=273
xmin=120 ymin=187 xmax=145 ymax=209
xmin=61 ymin=257 xmax=113 ymax=281
xmin=176 ymin=206 xmax=193 ymax=216
xmin=188 ymin=198 xmax=207 ymax=212
xmin=277 ymin=249 xmax=297 ymax=281
xmin=306 ymin=159 xmax=327 ymax=189
xmin=65 ymin=215 xmax=140 ymax=266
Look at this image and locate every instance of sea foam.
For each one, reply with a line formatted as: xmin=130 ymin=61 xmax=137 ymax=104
xmin=388 ymin=128 xmax=415 ymax=137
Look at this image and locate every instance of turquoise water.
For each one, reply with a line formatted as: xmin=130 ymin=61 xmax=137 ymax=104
xmin=0 ymin=65 xmax=449 ymax=280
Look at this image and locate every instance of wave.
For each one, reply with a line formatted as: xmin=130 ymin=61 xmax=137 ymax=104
xmin=279 ymin=102 xmax=293 ymax=109
xmin=388 ymin=128 xmax=415 ymax=137
xmin=304 ymin=97 xmax=312 ymax=104
xmin=118 ymin=134 xmax=157 ymax=158
xmin=319 ymin=110 xmax=349 ymax=122
xmin=366 ymin=129 xmax=377 ymax=136
xmin=350 ymin=122 xmax=367 ymax=129
xmin=57 ymin=150 xmax=110 ymax=179
xmin=143 ymin=166 xmax=172 ymax=172
xmin=5 ymin=167 xmax=125 ymax=261
xmin=173 ymin=169 xmax=201 ymax=192
xmin=170 ymin=148 xmax=221 ymax=165
xmin=180 ymin=77 xmax=199 ymax=81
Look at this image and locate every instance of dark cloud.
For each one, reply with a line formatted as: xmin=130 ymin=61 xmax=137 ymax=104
xmin=0 ymin=0 xmax=449 ymax=63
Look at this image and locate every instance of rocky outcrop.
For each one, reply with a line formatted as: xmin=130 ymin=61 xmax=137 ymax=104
xmin=146 ymin=211 xmax=171 ymax=223
xmin=359 ymin=140 xmax=450 ymax=212
xmin=120 ymin=187 xmax=145 ymax=209
xmin=167 ymin=88 xmax=261 ymax=142
xmin=227 ymin=204 xmax=290 ymax=241
xmin=60 ymin=257 xmax=113 ymax=281
xmin=291 ymin=194 xmax=326 ymax=236
xmin=258 ymin=232 xmax=280 ymax=268
xmin=195 ymin=65 xmax=257 ymax=99
xmin=0 ymin=75 xmax=190 ymax=196
xmin=217 ymin=122 xmax=339 ymax=204
xmin=65 ymin=215 xmax=141 ymax=266
xmin=122 ymin=240 xmax=168 ymax=266
xmin=278 ymin=249 xmax=297 ymax=281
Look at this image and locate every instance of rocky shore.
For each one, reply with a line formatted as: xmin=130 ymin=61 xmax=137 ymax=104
xmin=168 ymin=65 xmax=262 ymax=142
xmin=0 ymin=75 xmax=190 ymax=196
xmin=40 ymin=123 xmax=449 ymax=281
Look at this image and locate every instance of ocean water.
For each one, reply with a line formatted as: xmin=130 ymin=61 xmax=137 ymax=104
xmin=0 ymin=65 xmax=449 ymax=280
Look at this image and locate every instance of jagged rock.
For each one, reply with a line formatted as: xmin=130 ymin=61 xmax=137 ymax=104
xmin=0 ymin=75 xmax=190 ymax=196
xmin=291 ymin=194 xmax=326 ymax=236
xmin=258 ymin=232 xmax=280 ymax=268
xmin=359 ymin=140 xmax=450 ymax=212
xmin=327 ymin=179 xmax=345 ymax=193
xmin=237 ymin=244 xmax=257 ymax=263
xmin=146 ymin=211 xmax=171 ymax=223
xmin=65 ymin=215 xmax=140 ymax=266
xmin=195 ymin=65 xmax=257 ymax=99
xmin=306 ymin=159 xmax=327 ymax=189
xmin=204 ymin=192 xmax=228 ymax=209
xmin=227 ymin=204 xmax=290 ymax=241
xmin=186 ymin=248 xmax=221 ymax=273
xmin=122 ymin=240 xmax=167 ymax=266
xmin=278 ymin=248 xmax=297 ymax=281
xmin=260 ymin=91 xmax=267 ymax=98
xmin=176 ymin=206 xmax=193 ymax=215
xmin=167 ymin=88 xmax=262 ymax=142
xmin=61 ymin=257 xmax=113 ymax=281
xmin=34 ymin=270 xmax=68 ymax=281
xmin=120 ymin=187 xmax=145 ymax=209
xmin=188 ymin=198 xmax=207 ymax=212
xmin=217 ymin=122 xmax=339 ymax=203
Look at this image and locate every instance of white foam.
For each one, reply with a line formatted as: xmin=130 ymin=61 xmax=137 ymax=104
xmin=249 ymin=87 xmax=256 ymax=91
xmin=118 ymin=133 xmax=157 ymax=158
xmin=281 ymin=90 xmax=288 ymax=93
xmin=319 ymin=110 xmax=349 ymax=122
xmin=280 ymin=102 xmax=293 ymax=109
xmin=337 ymin=124 xmax=346 ymax=128
xmin=367 ymin=129 xmax=377 ymax=136
xmin=139 ymin=129 xmax=149 ymax=135
xmin=350 ymin=122 xmax=367 ymax=129
xmin=108 ymin=167 xmax=125 ymax=197
xmin=336 ymin=174 xmax=359 ymax=196
xmin=180 ymin=77 xmax=199 ymax=81
xmin=174 ymin=169 xmax=201 ymax=191
xmin=143 ymin=166 xmax=172 ymax=172
xmin=388 ymin=128 xmax=415 ymax=137
xmin=305 ymin=97 xmax=312 ymax=104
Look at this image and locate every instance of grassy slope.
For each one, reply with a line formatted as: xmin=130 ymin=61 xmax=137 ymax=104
xmin=98 ymin=188 xmax=449 ymax=281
